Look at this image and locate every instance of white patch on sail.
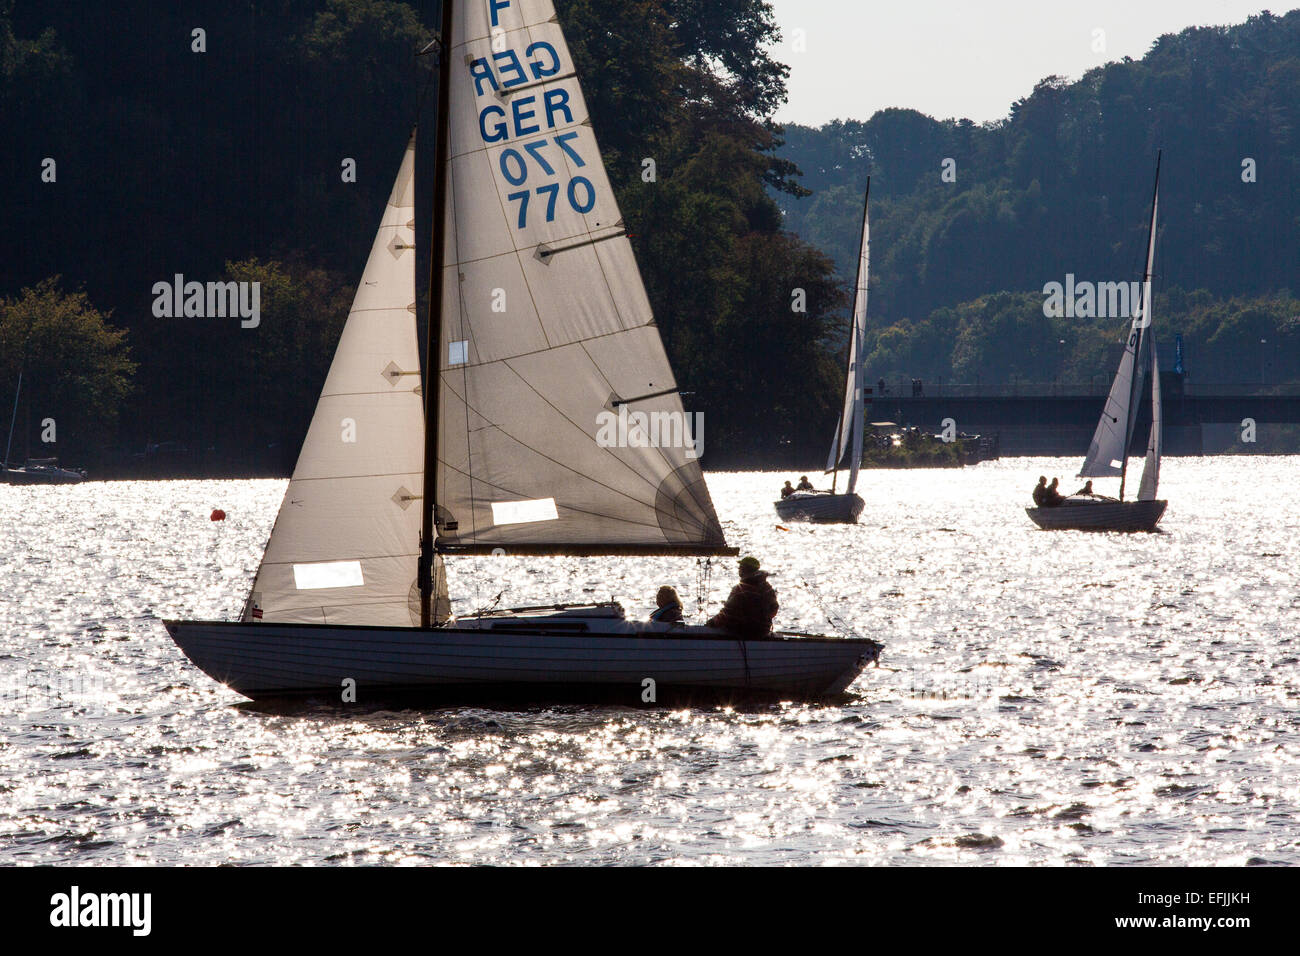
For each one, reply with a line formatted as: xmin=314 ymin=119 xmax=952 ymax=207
xmin=293 ymin=561 xmax=364 ymax=590
xmin=491 ymin=498 xmax=559 ymax=525
xmin=448 ymin=340 xmax=468 ymax=365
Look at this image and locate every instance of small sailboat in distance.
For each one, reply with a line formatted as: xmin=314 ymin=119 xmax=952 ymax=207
xmin=775 ymin=179 xmax=871 ymax=524
xmin=164 ymin=0 xmax=882 ymax=703
xmin=2 ymin=371 xmax=86 ymax=485
xmin=1027 ymin=152 xmax=1166 ymax=532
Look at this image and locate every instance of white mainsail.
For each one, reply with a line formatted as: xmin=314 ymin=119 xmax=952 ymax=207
xmin=433 ymin=0 xmax=727 ymax=554
xmin=1079 ymin=161 xmax=1160 ymax=486
xmin=245 ymin=137 xmax=447 ymax=625
xmin=826 ymin=183 xmax=870 ymax=495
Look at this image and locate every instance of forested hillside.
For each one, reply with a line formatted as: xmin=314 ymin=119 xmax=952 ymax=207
xmin=4 ymin=3 xmax=1298 ymax=472
xmin=775 ymin=9 xmax=1300 ymax=387
xmin=1 ymin=0 xmax=840 ymax=469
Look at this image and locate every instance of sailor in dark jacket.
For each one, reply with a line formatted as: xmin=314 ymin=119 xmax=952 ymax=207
xmin=1032 ymin=476 xmax=1048 ymax=506
xmin=708 ymin=556 xmax=779 ymax=636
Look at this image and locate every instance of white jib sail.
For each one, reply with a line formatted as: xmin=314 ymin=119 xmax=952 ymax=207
xmin=1078 ymin=320 xmax=1145 ymax=479
xmin=826 ymin=187 xmax=870 ymax=494
xmin=244 ymin=137 xmax=446 ymax=625
xmin=433 ymin=0 xmax=726 ymax=553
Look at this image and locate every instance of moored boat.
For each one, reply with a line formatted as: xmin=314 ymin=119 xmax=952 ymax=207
xmin=3 ymin=371 xmax=85 ymax=484
xmin=2 ymin=458 xmax=86 ymax=484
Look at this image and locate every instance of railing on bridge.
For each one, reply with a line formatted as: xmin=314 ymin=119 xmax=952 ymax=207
xmin=875 ymin=379 xmax=1300 ymax=399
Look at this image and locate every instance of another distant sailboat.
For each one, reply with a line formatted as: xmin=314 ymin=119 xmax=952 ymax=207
xmin=2 ymin=371 xmax=85 ymax=485
xmin=164 ymin=0 xmax=881 ymax=702
xmin=1027 ymin=153 xmax=1166 ymax=532
xmin=775 ymin=180 xmax=870 ymax=524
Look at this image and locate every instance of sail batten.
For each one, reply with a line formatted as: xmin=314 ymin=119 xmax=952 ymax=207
xmin=434 ymin=0 xmax=726 ymax=555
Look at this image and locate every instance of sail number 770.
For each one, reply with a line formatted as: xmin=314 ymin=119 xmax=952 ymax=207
xmin=500 ymin=133 xmax=596 ymax=228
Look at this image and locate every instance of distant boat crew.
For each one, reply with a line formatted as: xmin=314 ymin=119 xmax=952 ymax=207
xmin=1027 ymin=152 xmax=1167 ymax=533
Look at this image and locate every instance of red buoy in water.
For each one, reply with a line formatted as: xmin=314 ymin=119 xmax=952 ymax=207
xmin=210 ymin=509 xmax=226 ymax=521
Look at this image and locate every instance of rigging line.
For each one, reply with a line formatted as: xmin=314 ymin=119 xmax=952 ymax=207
xmin=442 ymin=360 xmax=689 ymax=507
xmin=413 ymin=30 xmax=439 ymax=119
xmin=436 ymin=458 xmax=707 ymax=536
xmin=575 ymin=334 xmax=702 ymax=501
xmin=445 ymin=320 xmax=661 ymax=370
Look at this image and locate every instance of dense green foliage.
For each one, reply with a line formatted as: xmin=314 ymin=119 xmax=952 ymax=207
xmin=777 ymin=11 xmax=1300 ymax=386
xmin=0 ymin=280 xmax=135 ymax=460
xmin=1 ymin=0 xmax=841 ymax=468
xmin=5 ymin=3 xmax=1299 ymax=471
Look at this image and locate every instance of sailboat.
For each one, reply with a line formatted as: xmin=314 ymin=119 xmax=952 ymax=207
xmin=163 ymin=0 xmax=882 ymax=702
xmin=2 ymin=371 xmax=86 ymax=485
xmin=1027 ymin=153 xmax=1166 ymax=532
xmin=775 ymin=180 xmax=870 ymax=524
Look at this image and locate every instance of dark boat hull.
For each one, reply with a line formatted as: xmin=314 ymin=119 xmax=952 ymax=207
xmin=2 ymin=467 xmax=84 ymax=484
xmin=1026 ymin=499 xmax=1167 ymax=532
xmin=774 ymin=492 xmax=865 ymax=524
xmin=163 ymin=617 xmax=883 ymax=704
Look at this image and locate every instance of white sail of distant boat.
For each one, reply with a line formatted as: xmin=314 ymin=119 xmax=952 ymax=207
xmin=1079 ymin=159 xmax=1160 ymax=499
xmin=826 ymin=180 xmax=870 ymax=497
xmin=1029 ymin=151 xmax=1165 ymax=532
xmin=1137 ymin=321 xmax=1162 ymax=501
xmin=242 ymin=138 xmax=448 ymax=625
xmin=165 ymin=0 xmax=882 ymax=702
xmin=774 ymin=181 xmax=870 ymax=524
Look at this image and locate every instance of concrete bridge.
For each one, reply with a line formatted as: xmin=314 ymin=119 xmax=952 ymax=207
xmin=870 ymin=375 xmax=1300 ymax=455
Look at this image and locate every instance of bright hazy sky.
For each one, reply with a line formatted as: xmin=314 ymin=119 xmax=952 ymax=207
xmin=768 ymin=0 xmax=1290 ymax=126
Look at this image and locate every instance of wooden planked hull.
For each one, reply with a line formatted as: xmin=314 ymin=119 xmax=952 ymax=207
xmin=1026 ymin=499 xmax=1166 ymax=532
xmin=774 ymin=492 xmax=865 ymax=524
xmin=163 ymin=616 xmax=883 ymax=704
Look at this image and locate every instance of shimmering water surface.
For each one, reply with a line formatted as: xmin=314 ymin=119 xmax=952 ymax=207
xmin=2 ymin=458 xmax=1298 ymax=865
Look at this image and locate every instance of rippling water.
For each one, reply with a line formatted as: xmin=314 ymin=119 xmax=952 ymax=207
xmin=3 ymin=458 xmax=1299 ymax=864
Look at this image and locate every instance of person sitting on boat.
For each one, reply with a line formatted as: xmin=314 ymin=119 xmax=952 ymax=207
xmin=650 ymin=585 xmax=684 ymax=623
xmin=795 ymin=475 xmax=814 ymax=492
xmin=707 ymin=556 xmax=779 ymax=636
xmin=780 ymin=480 xmax=795 ymax=498
xmin=1073 ymin=480 xmax=1095 ymax=497
xmin=1032 ymin=476 xmax=1048 ymax=506
xmin=1044 ymin=478 xmax=1066 ymax=507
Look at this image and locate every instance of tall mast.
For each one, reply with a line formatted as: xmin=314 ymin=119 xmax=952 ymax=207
xmin=419 ymin=0 xmax=455 ymax=628
xmin=3 ymin=370 xmax=20 ymax=469
xmin=1119 ymin=150 xmax=1161 ymax=501
xmin=833 ymin=178 xmax=870 ymax=495
xmin=845 ymin=178 xmax=869 ymax=497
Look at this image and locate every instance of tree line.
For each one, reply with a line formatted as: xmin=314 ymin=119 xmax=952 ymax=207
xmin=1 ymin=0 xmax=842 ymax=471
xmin=3 ymin=3 xmax=1298 ymax=473
xmin=775 ymin=10 xmax=1300 ymax=388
